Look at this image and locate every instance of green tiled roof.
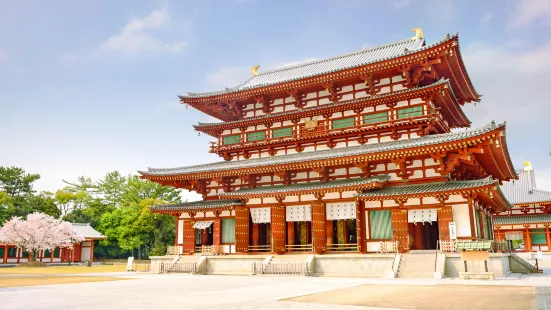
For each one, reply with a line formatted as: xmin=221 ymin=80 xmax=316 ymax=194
xmin=151 ymin=199 xmax=243 ymax=211
xmin=356 ymin=178 xmax=499 ymax=198
xmin=494 ymin=215 xmax=551 ymax=225
xmin=220 ymin=175 xmax=390 ymax=197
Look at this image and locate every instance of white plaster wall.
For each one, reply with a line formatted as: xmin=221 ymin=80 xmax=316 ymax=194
xmin=178 ymin=220 xmax=184 ymax=244
xmin=451 ymin=204 xmax=471 ymax=237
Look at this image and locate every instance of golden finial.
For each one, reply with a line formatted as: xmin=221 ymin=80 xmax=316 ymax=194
xmin=523 ymin=161 xmax=532 ymax=171
xmin=251 ymin=65 xmax=260 ymax=76
xmin=412 ymin=28 xmax=424 ymax=40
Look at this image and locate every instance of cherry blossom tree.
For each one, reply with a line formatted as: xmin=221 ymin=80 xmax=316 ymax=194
xmin=0 ymin=212 xmax=84 ymax=261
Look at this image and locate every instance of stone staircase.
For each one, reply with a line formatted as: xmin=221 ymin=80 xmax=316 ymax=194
xmin=396 ymin=252 xmax=436 ymax=278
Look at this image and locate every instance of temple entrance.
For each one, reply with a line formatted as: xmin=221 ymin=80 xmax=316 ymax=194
xmin=407 ymin=209 xmax=439 ymax=250
xmin=195 ymin=225 xmax=214 ymax=246
xmin=408 ymin=222 xmax=439 ymax=250
xmin=258 ymin=223 xmax=271 ymax=246
xmin=331 ymin=219 xmax=357 ymax=245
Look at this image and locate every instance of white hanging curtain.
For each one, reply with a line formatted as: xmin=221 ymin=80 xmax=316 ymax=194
xmin=286 ymin=205 xmax=312 ymax=222
xmin=250 ymin=207 xmax=271 ymax=224
xmin=407 ymin=209 xmax=437 ymax=224
xmin=326 ymin=202 xmax=356 ymax=220
xmin=193 ymin=220 xmax=214 ymax=230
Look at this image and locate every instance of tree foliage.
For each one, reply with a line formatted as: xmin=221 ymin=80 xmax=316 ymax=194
xmin=0 ymin=166 xmax=181 ymax=259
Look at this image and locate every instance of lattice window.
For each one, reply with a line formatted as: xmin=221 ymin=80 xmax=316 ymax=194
xmin=331 ymin=117 xmax=355 ymax=129
xmin=369 ymin=210 xmax=392 ymax=240
xmin=7 ymin=247 xmax=16 ymax=257
xmin=363 ymin=111 xmax=388 ymax=124
xmin=222 ymin=134 xmax=240 ymax=145
xmin=272 ymin=127 xmax=293 ymax=138
xmin=222 ymin=218 xmax=236 ymax=243
xmin=246 ymin=131 xmax=266 ymax=142
xmin=531 ymin=229 xmax=547 ymax=245
xmin=397 ymin=106 xmax=423 ymax=119
xmin=54 ymin=248 xmax=60 ymax=257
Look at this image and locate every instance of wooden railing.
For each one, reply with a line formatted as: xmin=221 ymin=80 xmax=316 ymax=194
xmin=437 ymin=240 xmax=512 ymax=253
xmin=210 ymin=113 xmax=437 ymax=153
xmin=195 ymin=245 xmax=222 ymax=255
xmin=285 ymin=244 xmax=313 ymax=252
xmin=166 ymin=246 xmax=179 ymax=255
xmin=160 ymin=262 xmax=197 ymax=274
xmin=377 ymin=241 xmax=399 ymax=253
xmin=326 ymin=243 xmax=359 ymax=253
xmin=253 ymin=262 xmax=310 ymax=276
xmin=438 ymin=240 xmax=457 ymax=252
xmin=249 ymin=245 xmax=271 ymax=253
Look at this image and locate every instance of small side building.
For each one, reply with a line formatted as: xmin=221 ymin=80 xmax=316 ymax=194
xmin=0 ymin=223 xmax=106 ymax=264
xmin=495 ymin=162 xmax=551 ymax=252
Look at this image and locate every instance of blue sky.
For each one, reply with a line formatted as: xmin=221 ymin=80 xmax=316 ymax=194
xmin=2 ymin=0 xmax=551 ymax=200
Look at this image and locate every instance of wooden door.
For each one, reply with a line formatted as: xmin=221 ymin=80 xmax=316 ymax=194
xmin=437 ymin=206 xmax=453 ymax=241
xmin=235 ymin=207 xmax=250 ymax=253
xmin=391 ymin=209 xmax=409 ymax=252
xmin=213 ymin=218 xmax=221 ymax=247
xmin=183 ymin=220 xmax=195 ymax=254
xmin=271 ymin=205 xmax=286 ymax=253
xmin=312 ymin=202 xmax=327 ymax=254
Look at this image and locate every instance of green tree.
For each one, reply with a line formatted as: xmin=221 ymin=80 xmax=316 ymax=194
xmin=0 ymin=166 xmax=40 ymax=200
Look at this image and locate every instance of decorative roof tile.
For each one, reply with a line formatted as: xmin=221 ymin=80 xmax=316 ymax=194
xmin=494 ymin=215 xmax=551 ymax=225
xmin=500 ymin=168 xmax=551 ymax=205
xmin=183 ymin=35 xmax=456 ymax=99
xmin=220 ymin=176 xmax=390 ymax=197
xmin=151 ymin=199 xmax=243 ymax=211
xmin=140 ymin=122 xmax=502 ymax=177
xmin=356 ymin=178 xmax=498 ymax=198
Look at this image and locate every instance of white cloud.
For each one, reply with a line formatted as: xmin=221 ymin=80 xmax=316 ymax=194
xmin=510 ymin=0 xmax=551 ymax=27
xmin=0 ymin=50 xmax=7 ymax=61
xmin=480 ymin=12 xmax=494 ymax=25
xmin=390 ymin=0 xmax=411 ymax=9
xmin=92 ymin=7 xmax=187 ymax=57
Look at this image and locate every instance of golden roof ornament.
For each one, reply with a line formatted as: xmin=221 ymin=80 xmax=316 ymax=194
xmin=412 ymin=28 xmax=424 ymax=40
xmin=251 ymin=65 xmax=260 ymax=76
xmin=304 ymin=117 xmax=318 ymax=131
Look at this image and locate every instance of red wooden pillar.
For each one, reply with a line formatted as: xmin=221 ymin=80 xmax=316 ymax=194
xmin=183 ymin=219 xmax=196 ymax=254
xmin=271 ymin=204 xmax=286 ymax=253
xmin=3 ymin=246 xmax=7 ymax=264
xmin=524 ymin=226 xmax=531 ymax=252
xmin=545 ymin=225 xmax=551 ymax=252
xmin=213 ymin=218 xmax=221 ymax=247
xmin=437 ymin=206 xmax=453 ymax=241
xmin=201 ymin=229 xmax=208 ymax=245
xmin=235 ymin=207 xmax=250 ymax=253
xmin=287 ymin=222 xmax=294 ymax=246
xmin=90 ymin=242 xmax=95 ymax=262
xmin=326 ymin=220 xmax=333 ymax=245
xmin=50 ymin=248 xmax=55 ymax=262
xmin=356 ymin=200 xmax=366 ymax=253
xmin=312 ymin=202 xmax=327 ymax=254
xmin=391 ymin=209 xmax=409 ymax=253
xmin=174 ymin=215 xmax=179 ymax=246
xmin=252 ymin=223 xmax=260 ymax=246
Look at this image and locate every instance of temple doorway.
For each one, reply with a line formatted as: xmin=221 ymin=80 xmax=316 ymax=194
xmin=407 ymin=209 xmax=439 ymax=250
xmin=195 ymin=225 xmax=213 ymax=246
xmin=408 ymin=222 xmax=439 ymax=250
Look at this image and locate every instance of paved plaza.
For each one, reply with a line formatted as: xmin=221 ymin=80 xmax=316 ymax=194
xmin=2 ymin=271 xmax=551 ymax=310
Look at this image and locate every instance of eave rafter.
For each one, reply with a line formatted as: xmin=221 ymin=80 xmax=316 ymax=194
xmin=141 ymin=125 xmax=514 ymax=184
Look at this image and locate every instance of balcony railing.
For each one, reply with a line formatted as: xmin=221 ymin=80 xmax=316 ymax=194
xmin=285 ymin=244 xmax=313 ymax=252
xmin=437 ymin=240 xmax=512 ymax=253
xmin=210 ymin=113 xmax=436 ymax=153
xmin=248 ymin=245 xmax=271 ymax=253
xmin=326 ymin=243 xmax=359 ymax=253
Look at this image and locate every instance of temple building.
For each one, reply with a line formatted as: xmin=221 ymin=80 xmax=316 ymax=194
xmin=495 ymin=162 xmax=551 ymax=252
xmin=140 ymin=29 xmax=517 ymax=255
xmin=0 ymin=223 xmax=106 ymax=264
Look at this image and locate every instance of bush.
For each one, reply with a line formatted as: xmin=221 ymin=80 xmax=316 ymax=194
xmin=16 ymin=261 xmax=48 ymax=268
xmin=149 ymin=244 xmax=167 ymax=257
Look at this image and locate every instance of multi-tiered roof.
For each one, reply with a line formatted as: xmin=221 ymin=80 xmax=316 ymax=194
xmin=140 ymin=30 xmax=516 ymax=215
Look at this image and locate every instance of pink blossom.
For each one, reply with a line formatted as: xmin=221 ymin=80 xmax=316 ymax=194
xmin=0 ymin=212 xmax=85 ymax=260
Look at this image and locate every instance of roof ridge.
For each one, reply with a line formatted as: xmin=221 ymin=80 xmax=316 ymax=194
xmin=254 ymin=37 xmax=423 ymax=77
